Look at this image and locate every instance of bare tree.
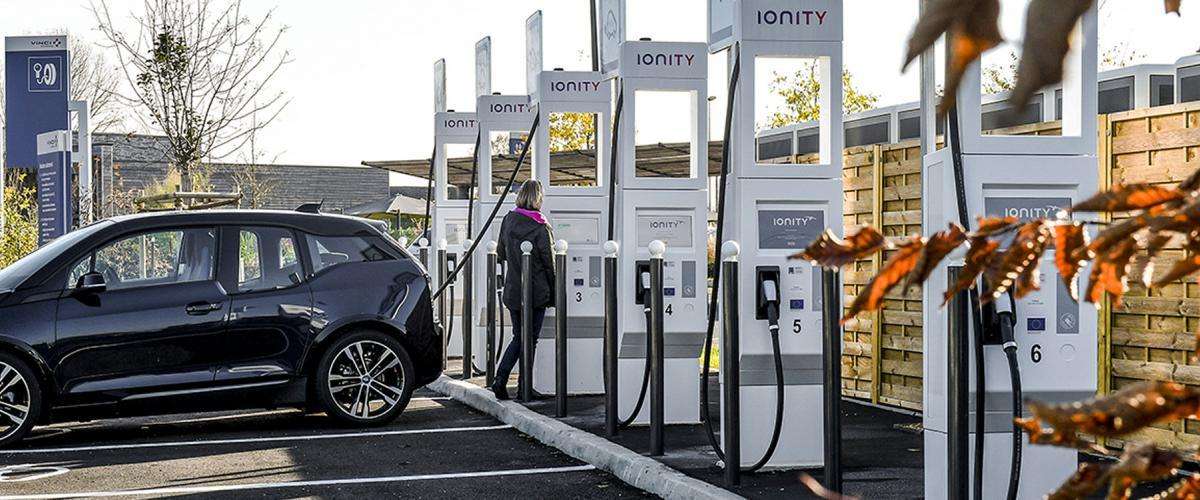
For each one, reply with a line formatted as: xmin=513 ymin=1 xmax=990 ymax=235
xmin=231 ymin=113 xmax=279 ymax=209
xmin=91 ymin=0 xmax=291 ymax=190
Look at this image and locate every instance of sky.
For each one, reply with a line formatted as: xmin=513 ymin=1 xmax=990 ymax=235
xmin=2 ymin=0 xmax=1198 ymax=186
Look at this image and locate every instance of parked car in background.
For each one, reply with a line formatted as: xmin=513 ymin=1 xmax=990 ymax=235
xmin=0 ymin=210 xmax=441 ymax=447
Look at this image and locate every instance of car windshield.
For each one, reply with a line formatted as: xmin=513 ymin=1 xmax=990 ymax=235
xmin=0 ymin=221 xmax=112 ymax=291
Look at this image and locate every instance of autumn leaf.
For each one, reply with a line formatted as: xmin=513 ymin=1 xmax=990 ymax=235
xmin=1152 ymin=238 xmax=1200 ymax=287
xmin=972 ymin=215 xmax=1019 ymax=238
xmin=984 ymin=221 xmax=1052 ymax=302
xmin=1071 ymin=184 xmax=1185 ymax=213
xmin=843 ymin=237 xmax=924 ymax=322
xmin=1135 ymin=233 xmax=1174 ymax=287
xmin=1105 ymin=443 xmax=1184 ymax=500
xmin=1084 ymin=237 xmax=1138 ymax=305
xmin=1053 ymin=222 xmax=1089 ymax=300
xmin=943 ymin=238 xmax=1000 ymax=304
xmin=907 ymin=223 xmax=968 ymax=292
xmin=902 ymin=0 xmax=1002 ymax=114
xmin=1025 ymin=381 xmax=1200 ymax=439
xmin=1046 ymin=463 xmax=1110 ymax=500
xmin=1166 ymin=0 xmax=1183 ymax=14
xmin=792 ymin=226 xmax=887 ymax=268
xmin=1084 ymin=215 xmax=1150 ymax=263
xmin=1010 ymin=0 xmax=1094 ymax=111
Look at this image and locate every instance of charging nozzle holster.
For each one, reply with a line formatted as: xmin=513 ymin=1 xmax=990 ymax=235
xmin=755 ymin=266 xmax=782 ymax=334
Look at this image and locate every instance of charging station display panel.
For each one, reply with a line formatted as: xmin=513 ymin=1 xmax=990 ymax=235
xmin=754 ymin=57 xmax=827 ymax=166
xmin=444 ymin=218 xmax=469 ymax=246
xmin=554 ymin=216 xmax=601 ymax=245
xmin=547 ymin=112 xmax=600 ymax=186
xmin=489 ymin=131 xmax=531 ymax=196
xmin=634 ymin=91 xmax=696 ymax=179
xmin=636 ymin=213 xmax=694 ymax=249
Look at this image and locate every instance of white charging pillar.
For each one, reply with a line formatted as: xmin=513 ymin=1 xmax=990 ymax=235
xmin=527 ymin=11 xmax=614 ymax=395
xmin=710 ymin=0 xmax=844 ymax=469
xmin=608 ymin=38 xmax=709 ymax=425
xmin=920 ymin=4 xmax=1099 ymax=497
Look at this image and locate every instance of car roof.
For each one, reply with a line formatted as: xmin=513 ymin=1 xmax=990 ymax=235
xmin=104 ymin=209 xmax=380 ymax=236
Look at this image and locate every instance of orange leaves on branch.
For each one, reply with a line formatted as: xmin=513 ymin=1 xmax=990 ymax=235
xmin=1054 ymin=222 xmax=1089 ymax=300
xmin=902 ymin=0 xmax=1002 ymax=114
xmin=1020 ymin=381 xmax=1200 ymax=441
xmin=907 ymin=223 xmax=967 ymax=291
xmin=1047 ymin=463 xmax=1110 ymax=500
xmin=1072 ymin=184 xmax=1186 ymax=213
xmin=983 ymin=220 xmax=1052 ymax=302
xmin=1084 ymin=238 xmax=1139 ymax=305
xmin=943 ymin=238 xmax=1000 ymax=304
xmin=1166 ymin=0 xmax=1183 ymax=14
xmin=842 ymin=236 xmax=924 ymax=323
xmin=791 ymin=227 xmax=886 ymax=268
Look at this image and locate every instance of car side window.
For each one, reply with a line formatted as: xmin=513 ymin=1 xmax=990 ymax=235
xmin=305 ymin=234 xmax=395 ymax=274
xmin=70 ymin=228 xmax=216 ymax=291
xmin=238 ymin=227 xmax=302 ymax=293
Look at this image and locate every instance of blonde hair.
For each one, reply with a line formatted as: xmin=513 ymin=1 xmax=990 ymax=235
xmin=515 ymin=179 xmax=544 ymax=211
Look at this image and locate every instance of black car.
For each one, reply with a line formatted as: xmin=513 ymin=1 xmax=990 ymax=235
xmin=0 ymin=210 xmax=441 ymax=447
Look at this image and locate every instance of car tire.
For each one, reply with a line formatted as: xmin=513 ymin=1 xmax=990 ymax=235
xmin=315 ymin=330 xmax=415 ymax=426
xmin=0 ymin=352 xmax=42 ymax=448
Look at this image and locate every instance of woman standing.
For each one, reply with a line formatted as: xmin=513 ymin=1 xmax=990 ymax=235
xmin=489 ymin=180 xmax=556 ymax=401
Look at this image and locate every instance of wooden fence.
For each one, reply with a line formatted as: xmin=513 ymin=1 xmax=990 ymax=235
xmin=829 ymin=101 xmax=1200 ymax=436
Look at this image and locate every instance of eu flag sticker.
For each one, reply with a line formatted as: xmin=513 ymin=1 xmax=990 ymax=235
xmin=1027 ymin=318 xmax=1046 ymax=332
xmin=790 ymin=299 xmax=805 ymax=310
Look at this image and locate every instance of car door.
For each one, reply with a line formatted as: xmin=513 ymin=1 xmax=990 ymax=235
xmin=54 ymin=226 xmax=228 ymax=403
xmin=214 ymin=226 xmax=314 ymax=382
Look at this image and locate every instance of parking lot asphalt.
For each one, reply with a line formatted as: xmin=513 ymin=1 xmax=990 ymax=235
xmin=0 ymin=389 xmax=648 ymax=499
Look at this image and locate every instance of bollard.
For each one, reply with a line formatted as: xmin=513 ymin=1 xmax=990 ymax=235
xmin=554 ymin=239 xmax=569 ymax=418
xmin=821 ymin=268 xmax=843 ymax=494
xmin=720 ymin=241 xmax=741 ymax=486
xmin=418 ymin=237 xmax=430 ymax=274
xmin=648 ymin=239 xmax=666 ymax=456
xmin=603 ymin=241 xmax=620 ymax=438
xmin=437 ymin=239 xmax=448 ymax=371
xmin=462 ymin=239 xmax=474 ymax=380
xmin=520 ymin=241 xmax=535 ymax=403
xmin=947 ymin=267 xmax=970 ymax=500
xmin=398 ymin=236 xmax=409 ymax=249
xmin=486 ymin=241 xmax=499 ymax=387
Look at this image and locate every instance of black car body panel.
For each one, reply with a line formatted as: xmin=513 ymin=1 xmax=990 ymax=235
xmin=0 ymin=210 xmax=441 ymax=422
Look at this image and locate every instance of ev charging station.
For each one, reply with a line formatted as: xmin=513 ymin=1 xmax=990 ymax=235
xmin=525 ymin=11 xmax=614 ymax=395
xmin=708 ymin=0 xmax=844 ymax=470
xmin=430 ymin=58 xmax=476 ymax=360
xmin=606 ymin=36 xmax=710 ymax=426
xmin=919 ymin=4 xmax=1099 ymax=498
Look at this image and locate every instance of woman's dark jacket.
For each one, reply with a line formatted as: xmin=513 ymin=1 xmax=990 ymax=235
xmin=496 ymin=210 xmax=556 ymax=311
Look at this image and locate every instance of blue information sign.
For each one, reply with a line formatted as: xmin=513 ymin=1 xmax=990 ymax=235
xmin=5 ymin=36 xmax=69 ymax=171
xmin=36 ymin=131 xmax=71 ymax=245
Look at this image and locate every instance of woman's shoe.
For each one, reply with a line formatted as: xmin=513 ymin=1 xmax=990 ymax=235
xmin=491 ymin=383 xmax=510 ymax=400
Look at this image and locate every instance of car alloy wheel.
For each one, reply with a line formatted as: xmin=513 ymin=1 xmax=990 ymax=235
xmin=326 ymin=340 xmax=407 ymax=420
xmin=0 ymin=361 xmax=31 ymax=442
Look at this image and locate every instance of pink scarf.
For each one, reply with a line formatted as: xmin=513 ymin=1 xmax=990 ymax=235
xmin=514 ymin=207 xmax=547 ymax=225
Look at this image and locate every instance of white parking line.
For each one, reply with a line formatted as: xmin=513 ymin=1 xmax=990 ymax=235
xmin=0 ymin=465 xmax=597 ymax=499
xmin=0 ymin=424 xmax=513 ymax=455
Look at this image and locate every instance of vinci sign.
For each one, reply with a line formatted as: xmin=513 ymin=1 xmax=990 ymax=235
xmin=5 ymin=36 xmax=70 ymax=171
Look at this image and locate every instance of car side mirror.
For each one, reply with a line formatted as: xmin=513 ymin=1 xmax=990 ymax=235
xmin=75 ymin=272 xmax=107 ymax=294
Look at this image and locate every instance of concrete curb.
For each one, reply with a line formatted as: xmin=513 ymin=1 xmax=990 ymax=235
xmin=428 ymin=376 xmax=743 ymax=500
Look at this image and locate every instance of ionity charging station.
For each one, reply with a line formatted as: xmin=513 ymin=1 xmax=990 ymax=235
xmin=470 ymin=38 xmax=538 ymax=376
xmin=525 ymin=11 xmax=613 ymax=395
xmin=708 ymin=0 xmax=844 ymax=470
xmin=606 ymin=34 xmax=710 ymax=425
xmin=431 ymin=58 xmax=475 ymax=359
xmin=919 ymin=4 xmax=1099 ymax=498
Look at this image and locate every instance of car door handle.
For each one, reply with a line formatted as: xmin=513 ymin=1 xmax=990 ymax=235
xmin=186 ymin=302 xmax=223 ymax=315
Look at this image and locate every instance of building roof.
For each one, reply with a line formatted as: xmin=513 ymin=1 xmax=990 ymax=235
xmin=362 ymin=141 xmax=724 ymax=185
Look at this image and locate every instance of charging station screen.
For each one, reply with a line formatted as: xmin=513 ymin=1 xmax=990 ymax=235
xmin=445 ymin=219 xmax=468 ymax=246
xmin=983 ymin=196 xmax=1079 ymax=335
xmin=554 ymin=217 xmax=600 ymax=245
xmin=758 ymin=210 xmax=825 ymax=250
xmin=636 ymin=214 xmax=693 ymax=248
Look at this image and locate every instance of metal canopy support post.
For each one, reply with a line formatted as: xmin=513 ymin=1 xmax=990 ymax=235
xmin=947 ymin=267 xmax=970 ymax=500
xmin=486 ymin=242 xmax=499 ymax=387
xmin=554 ymin=239 xmax=569 ymax=417
xmin=821 ymin=268 xmax=843 ymax=494
xmin=520 ymin=241 xmax=535 ymax=402
xmin=648 ymin=240 xmax=666 ymax=456
xmin=603 ymin=241 xmax=620 ymax=437
xmin=720 ymin=242 xmax=741 ymax=487
xmin=462 ymin=239 xmax=475 ymax=380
